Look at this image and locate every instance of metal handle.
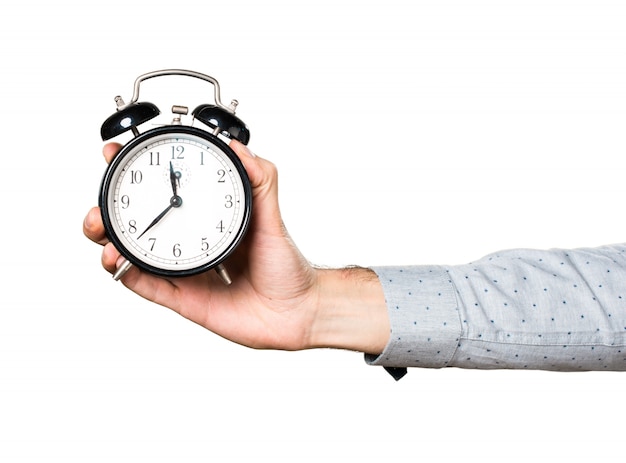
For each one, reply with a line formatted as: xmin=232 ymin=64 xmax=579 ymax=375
xmin=125 ymin=69 xmax=232 ymax=112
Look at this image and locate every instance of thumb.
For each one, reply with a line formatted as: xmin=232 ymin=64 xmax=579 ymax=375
xmin=229 ymin=139 xmax=278 ymax=199
xmin=229 ymin=139 xmax=284 ymax=234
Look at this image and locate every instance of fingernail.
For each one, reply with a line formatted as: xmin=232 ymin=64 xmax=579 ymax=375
xmin=116 ymin=255 xmax=127 ymax=268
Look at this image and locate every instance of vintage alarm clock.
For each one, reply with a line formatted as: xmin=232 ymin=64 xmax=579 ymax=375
xmin=98 ymin=69 xmax=252 ymax=285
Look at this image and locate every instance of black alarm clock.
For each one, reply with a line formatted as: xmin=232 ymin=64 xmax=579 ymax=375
xmin=98 ymin=69 xmax=252 ymax=285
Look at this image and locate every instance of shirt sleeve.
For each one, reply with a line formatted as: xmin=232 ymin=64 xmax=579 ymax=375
xmin=367 ymin=243 xmax=626 ymax=376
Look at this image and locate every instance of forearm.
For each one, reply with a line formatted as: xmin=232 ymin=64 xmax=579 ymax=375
xmin=308 ymin=267 xmax=390 ymax=355
xmin=446 ymin=244 xmax=626 ymax=370
xmin=366 ymin=243 xmax=626 ymax=373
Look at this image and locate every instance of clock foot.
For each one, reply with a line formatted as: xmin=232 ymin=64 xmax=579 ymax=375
xmin=215 ymin=264 xmax=232 ymax=285
xmin=113 ymin=259 xmax=133 ymax=281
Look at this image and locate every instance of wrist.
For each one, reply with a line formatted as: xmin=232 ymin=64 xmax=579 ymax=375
xmin=307 ymin=267 xmax=390 ymax=355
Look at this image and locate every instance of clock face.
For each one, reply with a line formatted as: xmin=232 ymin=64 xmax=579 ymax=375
xmin=99 ymin=126 xmax=251 ymax=277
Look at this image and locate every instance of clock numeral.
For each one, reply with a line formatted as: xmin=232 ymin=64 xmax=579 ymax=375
xmin=216 ymin=221 xmax=224 ymax=233
xmin=120 ymin=195 xmax=130 ymax=209
xmin=173 ymin=243 xmax=181 ymax=258
xmin=171 ymin=145 xmax=184 ymax=160
xmin=149 ymin=151 xmax=160 ymax=166
xmin=148 ymin=238 xmax=157 ymax=251
xmin=128 ymin=220 xmax=137 ymax=234
xmin=201 ymin=238 xmax=209 ymax=251
xmin=200 ymin=151 xmax=205 ymax=166
xmin=224 ymin=195 xmax=233 ymax=208
xmin=130 ymin=170 xmax=143 ymax=184
xmin=217 ymin=169 xmax=226 ymax=183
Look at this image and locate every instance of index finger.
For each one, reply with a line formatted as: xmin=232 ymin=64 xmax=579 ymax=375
xmin=103 ymin=142 xmax=122 ymax=164
xmin=83 ymin=206 xmax=108 ymax=245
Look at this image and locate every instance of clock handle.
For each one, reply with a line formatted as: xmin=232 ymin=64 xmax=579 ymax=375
xmin=125 ymin=69 xmax=235 ymax=113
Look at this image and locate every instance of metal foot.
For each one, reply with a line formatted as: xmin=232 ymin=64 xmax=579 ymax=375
xmin=215 ymin=264 xmax=232 ymax=285
xmin=113 ymin=259 xmax=133 ymax=281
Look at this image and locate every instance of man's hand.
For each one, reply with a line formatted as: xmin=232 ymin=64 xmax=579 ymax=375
xmin=83 ymin=141 xmax=389 ymax=354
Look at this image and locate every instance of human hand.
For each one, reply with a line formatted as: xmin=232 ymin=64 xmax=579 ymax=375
xmin=83 ymin=141 xmax=389 ymax=354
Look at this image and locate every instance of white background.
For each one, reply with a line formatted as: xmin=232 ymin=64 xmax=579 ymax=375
xmin=2 ymin=1 xmax=626 ymax=461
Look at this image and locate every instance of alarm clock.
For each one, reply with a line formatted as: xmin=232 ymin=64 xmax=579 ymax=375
xmin=98 ymin=69 xmax=252 ymax=285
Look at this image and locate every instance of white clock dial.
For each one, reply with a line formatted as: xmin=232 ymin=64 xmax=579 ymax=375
xmin=101 ymin=127 xmax=251 ymax=276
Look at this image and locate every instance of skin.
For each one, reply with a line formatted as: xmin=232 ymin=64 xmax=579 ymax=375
xmin=83 ymin=140 xmax=390 ymax=355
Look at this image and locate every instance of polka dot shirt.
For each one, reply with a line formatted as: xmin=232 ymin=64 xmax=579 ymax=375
xmin=367 ymin=243 xmax=626 ymax=377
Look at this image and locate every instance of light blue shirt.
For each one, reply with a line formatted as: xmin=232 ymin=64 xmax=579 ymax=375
xmin=368 ymin=243 xmax=626 ymax=378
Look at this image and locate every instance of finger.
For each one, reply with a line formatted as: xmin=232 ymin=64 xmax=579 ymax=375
xmin=101 ymin=243 xmax=169 ymax=309
xmin=231 ymin=141 xmax=286 ymax=250
xmin=101 ymin=242 xmax=121 ymax=273
xmin=108 ymin=252 xmax=186 ymax=318
xmin=229 ymin=140 xmax=283 ymax=228
xmin=229 ymin=140 xmax=279 ymax=196
xmin=83 ymin=206 xmax=108 ymax=245
xmin=230 ymin=140 xmax=267 ymax=188
xmin=103 ymin=142 xmax=122 ymax=164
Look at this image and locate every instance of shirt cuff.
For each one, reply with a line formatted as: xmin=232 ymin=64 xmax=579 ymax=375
xmin=365 ymin=266 xmax=462 ymax=371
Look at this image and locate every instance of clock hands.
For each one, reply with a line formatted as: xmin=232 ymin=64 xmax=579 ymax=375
xmin=138 ymin=162 xmax=184 ymax=240
xmin=169 ymin=161 xmax=179 ymax=196
xmin=137 ymin=194 xmax=182 ymax=240
xmin=114 ymin=165 xmax=183 ymax=281
xmin=111 ymin=152 xmax=233 ymax=285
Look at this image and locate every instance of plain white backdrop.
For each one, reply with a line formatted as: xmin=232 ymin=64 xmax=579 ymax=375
xmin=2 ymin=0 xmax=626 ymax=461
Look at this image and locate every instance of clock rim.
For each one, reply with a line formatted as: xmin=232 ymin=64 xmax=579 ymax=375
xmin=98 ymin=125 xmax=253 ymax=278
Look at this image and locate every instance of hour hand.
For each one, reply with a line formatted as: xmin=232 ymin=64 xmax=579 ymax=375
xmin=169 ymin=161 xmax=178 ymax=196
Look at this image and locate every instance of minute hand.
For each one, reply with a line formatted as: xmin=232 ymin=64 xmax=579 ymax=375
xmin=137 ymin=195 xmax=182 ymax=239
